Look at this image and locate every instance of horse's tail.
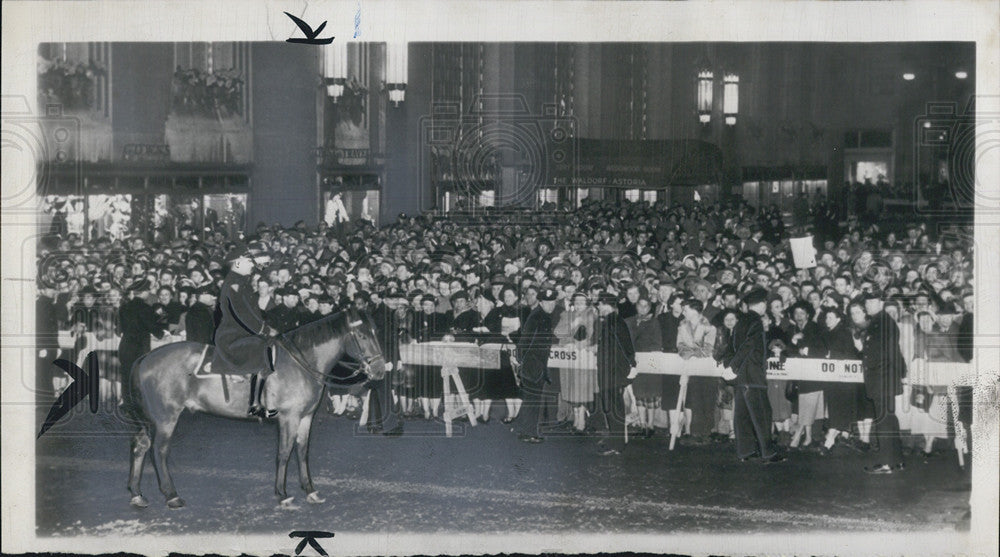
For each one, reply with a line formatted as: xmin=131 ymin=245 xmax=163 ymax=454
xmin=119 ymin=353 xmax=153 ymax=431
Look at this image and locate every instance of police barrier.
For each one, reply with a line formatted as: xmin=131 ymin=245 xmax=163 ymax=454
xmin=399 ymin=343 xmax=973 ymax=386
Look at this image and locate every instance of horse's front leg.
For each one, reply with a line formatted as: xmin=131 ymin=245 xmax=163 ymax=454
xmin=275 ymin=415 xmax=297 ymax=504
xmin=295 ymin=414 xmax=324 ymax=503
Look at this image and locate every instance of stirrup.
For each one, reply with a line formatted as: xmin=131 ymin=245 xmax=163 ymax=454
xmin=248 ymin=405 xmax=278 ymax=419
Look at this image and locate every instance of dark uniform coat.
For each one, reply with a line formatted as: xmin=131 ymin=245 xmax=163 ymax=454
xmin=516 ymin=306 xmax=557 ymax=384
xmin=410 ymin=310 xmax=451 ymax=398
xmin=185 ymin=302 xmax=217 ymax=345
xmin=212 ymin=272 xmax=270 ymax=374
xmin=595 ymin=311 xmax=636 ymax=391
xmin=862 ymin=310 xmax=906 ymax=402
xmin=789 ymin=320 xmax=830 ymax=393
xmin=118 ymin=296 xmax=167 ymax=382
xmin=728 ymin=312 xmax=779 ymax=459
xmin=728 ymin=314 xmax=767 ymax=387
xmin=268 ymin=304 xmax=304 ymax=334
xmin=451 ymin=308 xmax=485 ymax=397
xmin=823 ymin=321 xmax=862 ymax=430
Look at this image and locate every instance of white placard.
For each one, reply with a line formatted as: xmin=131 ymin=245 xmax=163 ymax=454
xmin=790 ymin=235 xmax=818 ymax=268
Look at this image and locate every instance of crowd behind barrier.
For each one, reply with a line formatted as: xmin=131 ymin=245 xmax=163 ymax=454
xmin=37 ymin=196 xmax=975 ymax=460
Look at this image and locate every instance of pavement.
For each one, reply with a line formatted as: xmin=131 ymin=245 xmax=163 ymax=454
xmin=35 ymin=406 xmax=972 ymax=536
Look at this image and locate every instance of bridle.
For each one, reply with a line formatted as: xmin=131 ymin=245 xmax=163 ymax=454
xmin=335 ymin=319 xmax=384 ymax=381
xmin=279 ymin=317 xmax=383 ymax=386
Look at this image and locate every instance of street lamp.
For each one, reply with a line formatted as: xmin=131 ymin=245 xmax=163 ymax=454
xmin=385 ymin=43 xmax=408 ymax=107
xmin=723 ymin=74 xmax=739 ymax=126
xmin=323 ymin=43 xmax=348 ymax=101
xmin=697 ymin=70 xmax=713 ymax=124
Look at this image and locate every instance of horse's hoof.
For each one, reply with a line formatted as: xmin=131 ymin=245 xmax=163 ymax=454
xmin=306 ymin=491 xmax=326 ymax=504
xmin=166 ymin=496 xmax=185 ymax=509
xmin=130 ymin=495 xmax=149 ymax=508
xmin=279 ymin=496 xmax=298 ymax=510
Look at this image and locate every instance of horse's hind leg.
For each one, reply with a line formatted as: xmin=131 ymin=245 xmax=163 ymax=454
xmin=128 ymin=428 xmax=152 ymax=508
xmin=150 ymin=407 xmax=185 ymax=508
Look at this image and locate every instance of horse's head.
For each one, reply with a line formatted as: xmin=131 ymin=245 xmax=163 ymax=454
xmin=341 ymin=309 xmax=387 ymax=382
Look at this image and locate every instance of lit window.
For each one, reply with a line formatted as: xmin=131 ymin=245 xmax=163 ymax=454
xmin=643 ymin=190 xmax=658 ymax=204
xmin=479 ymin=190 xmax=495 ymax=207
xmin=624 ymin=189 xmax=640 ymax=202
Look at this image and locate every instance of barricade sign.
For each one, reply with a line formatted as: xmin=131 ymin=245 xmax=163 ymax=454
xmin=399 ymin=342 xmax=500 ymax=368
xmin=399 ymin=343 xmax=973 ymax=386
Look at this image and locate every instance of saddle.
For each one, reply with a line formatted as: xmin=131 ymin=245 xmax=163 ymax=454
xmin=192 ymin=345 xmax=252 ymax=404
xmin=196 ymin=342 xmax=275 ymax=376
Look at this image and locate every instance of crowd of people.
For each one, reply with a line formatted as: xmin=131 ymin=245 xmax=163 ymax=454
xmin=36 ymin=195 xmax=975 ymax=463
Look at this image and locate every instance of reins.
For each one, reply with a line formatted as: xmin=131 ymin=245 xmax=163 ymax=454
xmin=275 ymin=317 xmax=377 ymax=386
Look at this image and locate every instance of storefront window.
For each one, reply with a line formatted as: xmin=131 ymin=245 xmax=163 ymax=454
xmin=624 ymin=189 xmax=640 ymax=202
xmin=852 ymin=161 xmax=888 ymax=184
xmin=324 ymin=189 xmax=378 ymax=226
xmin=537 ymin=188 xmax=558 ymax=207
xmin=41 ymin=194 xmax=132 ymax=242
xmin=203 ymin=193 xmax=247 ymax=240
xmin=479 ymin=190 xmax=495 ymax=207
xmin=89 ymin=194 xmax=132 ymax=241
xmin=643 ymin=190 xmax=658 ymax=204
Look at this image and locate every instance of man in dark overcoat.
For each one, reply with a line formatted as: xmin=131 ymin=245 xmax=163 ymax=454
xmin=513 ymin=288 xmax=559 ymax=443
xmin=860 ymin=291 xmax=906 ymax=474
xmin=184 ymin=285 xmax=218 ymax=345
xmin=118 ymin=277 xmax=167 ymax=405
xmin=267 ymin=287 xmax=304 ymax=333
xmin=588 ymin=291 xmax=636 ymax=456
xmin=726 ymin=288 xmax=785 ymax=463
xmin=363 ymin=290 xmax=403 ymax=435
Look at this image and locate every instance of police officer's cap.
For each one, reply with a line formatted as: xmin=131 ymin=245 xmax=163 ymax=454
xmin=226 ymin=243 xmax=251 ymax=261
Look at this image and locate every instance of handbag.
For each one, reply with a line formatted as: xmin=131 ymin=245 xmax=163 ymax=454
xmin=909 ymin=385 xmax=933 ymax=412
xmin=784 ymin=381 xmax=799 ymax=402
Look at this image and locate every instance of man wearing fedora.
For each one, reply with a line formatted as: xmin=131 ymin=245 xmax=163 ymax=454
xmin=211 ymin=243 xmax=279 ymax=417
xmin=859 ymin=291 xmax=906 ymax=474
xmin=590 ymin=291 xmax=637 ymax=456
xmin=725 ymin=288 xmax=786 ymax=464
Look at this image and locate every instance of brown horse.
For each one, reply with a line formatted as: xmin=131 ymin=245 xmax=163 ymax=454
xmin=124 ymin=310 xmax=386 ymax=509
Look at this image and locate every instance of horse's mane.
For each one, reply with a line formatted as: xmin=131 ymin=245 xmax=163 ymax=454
xmin=282 ymin=311 xmax=352 ymax=352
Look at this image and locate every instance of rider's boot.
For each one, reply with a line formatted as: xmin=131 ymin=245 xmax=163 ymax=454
xmin=248 ymin=347 xmax=278 ymax=418
xmin=248 ymin=373 xmax=263 ymax=417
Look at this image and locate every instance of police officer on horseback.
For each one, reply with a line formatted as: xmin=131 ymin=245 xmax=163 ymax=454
xmin=211 ymin=243 xmax=279 ymax=417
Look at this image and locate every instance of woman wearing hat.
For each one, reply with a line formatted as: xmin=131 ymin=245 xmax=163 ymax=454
xmin=409 ymin=294 xmax=451 ymax=420
xmin=482 ymin=285 xmax=524 ymax=423
xmin=625 ymin=297 xmax=664 ymax=438
xmin=553 ymin=291 xmax=597 ymax=433
xmin=786 ymin=300 xmax=829 ymax=449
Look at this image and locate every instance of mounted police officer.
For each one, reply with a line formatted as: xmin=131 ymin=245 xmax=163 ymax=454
xmin=210 ymin=243 xmax=279 ymax=417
